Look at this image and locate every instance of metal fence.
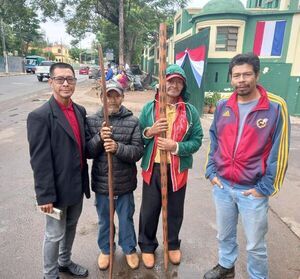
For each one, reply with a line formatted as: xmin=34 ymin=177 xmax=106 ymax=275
xmin=0 ymin=56 xmax=24 ymax=73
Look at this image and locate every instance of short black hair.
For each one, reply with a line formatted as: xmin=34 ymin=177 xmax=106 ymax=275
xmin=50 ymin=62 xmax=75 ymax=77
xmin=229 ymin=53 xmax=260 ymax=76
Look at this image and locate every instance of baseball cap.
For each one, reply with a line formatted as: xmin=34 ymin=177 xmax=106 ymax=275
xmin=105 ymin=81 xmax=124 ymax=95
xmin=166 ymin=73 xmax=185 ymax=83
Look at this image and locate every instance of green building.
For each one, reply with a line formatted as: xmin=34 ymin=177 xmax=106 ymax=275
xmin=141 ymin=0 xmax=300 ymax=116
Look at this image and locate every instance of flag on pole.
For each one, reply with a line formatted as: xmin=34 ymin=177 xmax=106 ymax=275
xmin=175 ymin=46 xmax=206 ymax=88
xmin=253 ymin=20 xmax=286 ymax=57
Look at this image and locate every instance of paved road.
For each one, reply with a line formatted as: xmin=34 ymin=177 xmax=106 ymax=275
xmin=0 ymin=82 xmax=299 ymax=279
xmin=0 ymin=72 xmax=88 ymax=103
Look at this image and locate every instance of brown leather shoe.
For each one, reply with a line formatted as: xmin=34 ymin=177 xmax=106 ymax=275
xmin=168 ymin=250 xmax=181 ymax=265
xmin=126 ymin=252 xmax=139 ymax=269
xmin=98 ymin=253 xmax=110 ymax=270
xmin=142 ymin=253 xmax=155 ymax=269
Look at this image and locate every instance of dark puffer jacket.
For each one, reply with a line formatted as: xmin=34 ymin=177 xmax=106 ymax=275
xmin=85 ymin=105 xmax=144 ymax=195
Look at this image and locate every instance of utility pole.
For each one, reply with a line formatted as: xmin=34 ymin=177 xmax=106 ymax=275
xmin=60 ymin=38 xmax=63 ymax=62
xmin=119 ymin=0 xmax=125 ymax=67
xmin=0 ymin=18 xmax=9 ymax=74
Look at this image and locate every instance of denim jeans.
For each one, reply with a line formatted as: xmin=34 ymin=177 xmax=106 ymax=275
xmin=43 ymin=200 xmax=83 ymax=279
xmin=213 ymin=178 xmax=269 ymax=279
xmin=95 ymin=192 xmax=137 ymax=255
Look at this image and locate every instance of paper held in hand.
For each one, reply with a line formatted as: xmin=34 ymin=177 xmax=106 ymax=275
xmin=37 ymin=206 xmax=63 ymax=220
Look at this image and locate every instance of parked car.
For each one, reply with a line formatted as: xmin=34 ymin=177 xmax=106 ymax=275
xmin=36 ymin=61 xmax=55 ymax=82
xmin=79 ymin=66 xmax=89 ymax=75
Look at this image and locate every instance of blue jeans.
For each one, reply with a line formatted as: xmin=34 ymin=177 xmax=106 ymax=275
xmin=95 ymin=192 xmax=137 ymax=255
xmin=43 ymin=200 xmax=83 ymax=279
xmin=213 ymin=179 xmax=269 ymax=279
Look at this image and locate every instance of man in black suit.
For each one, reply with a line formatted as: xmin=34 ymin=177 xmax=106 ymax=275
xmin=27 ymin=62 xmax=90 ymax=279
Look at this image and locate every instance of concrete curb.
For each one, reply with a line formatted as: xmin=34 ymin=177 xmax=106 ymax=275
xmin=0 ymin=72 xmax=28 ymax=77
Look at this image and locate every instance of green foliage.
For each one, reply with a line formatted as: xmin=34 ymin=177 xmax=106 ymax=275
xmin=0 ymin=1 xmax=46 ymax=55
xmin=212 ymin=92 xmax=221 ymax=106
xmin=204 ymin=96 xmax=213 ymax=106
xmin=204 ymin=92 xmax=222 ymax=107
xmin=43 ymin=50 xmax=56 ymax=61
xmin=34 ymin=0 xmax=188 ymax=64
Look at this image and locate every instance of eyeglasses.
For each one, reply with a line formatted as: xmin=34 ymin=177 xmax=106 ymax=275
xmin=51 ymin=76 xmax=77 ymax=85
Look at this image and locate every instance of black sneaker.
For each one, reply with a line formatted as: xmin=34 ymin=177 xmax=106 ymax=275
xmin=203 ymin=264 xmax=235 ymax=279
xmin=58 ymin=261 xmax=88 ymax=278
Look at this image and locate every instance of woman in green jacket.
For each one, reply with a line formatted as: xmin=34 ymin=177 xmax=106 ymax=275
xmin=138 ymin=64 xmax=203 ymax=268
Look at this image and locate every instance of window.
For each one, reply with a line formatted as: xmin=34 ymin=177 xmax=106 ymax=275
xmin=255 ymin=0 xmax=263 ymax=7
xmin=215 ymin=72 xmax=218 ymax=82
xmin=58 ymin=48 xmax=62 ymax=54
xmin=149 ymin=47 xmax=154 ymax=57
xmin=267 ymin=0 xmax=279 ymax=8
xmin=40 ymin=61 xmax=55 ymax=66
xmin=215 ymin=26 xmax=238 ymax=51
xmin=176 ymin=19 xmax=181 ymax=35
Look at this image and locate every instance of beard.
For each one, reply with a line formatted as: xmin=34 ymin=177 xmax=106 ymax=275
xmin=235 ymin=85 xmax=252 ymax=96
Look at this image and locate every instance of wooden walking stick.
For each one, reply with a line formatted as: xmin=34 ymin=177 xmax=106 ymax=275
xmin=158 ymin=22 xmax=169 ymax=271
xmin=98 ymin=45 xmax=114 ymax=279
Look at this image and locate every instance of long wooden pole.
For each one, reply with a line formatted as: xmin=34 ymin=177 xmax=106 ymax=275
xmin=158 ymin=23 xmax=169 ymax=271
xmin=98 ymin=45 xmax=114 ymax=279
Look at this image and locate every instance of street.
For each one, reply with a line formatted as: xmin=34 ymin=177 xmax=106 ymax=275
xmin=0 ymin=77 xmax=299 ymax=279
xmin=0 ymin=72 xmax=88 ymax=103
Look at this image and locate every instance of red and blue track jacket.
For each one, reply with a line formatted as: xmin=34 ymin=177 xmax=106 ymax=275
xmin=205 ymin=85 xmax=290 ymax=196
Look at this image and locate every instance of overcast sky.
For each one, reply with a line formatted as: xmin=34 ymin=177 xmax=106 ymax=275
xmin=40 ymin=0 xmax=247 ymax=48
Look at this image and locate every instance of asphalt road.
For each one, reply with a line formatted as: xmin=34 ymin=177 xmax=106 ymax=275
xmin=0 ymin=80 xmax=299 ymax=279
xmin=0 ymin=72 xmax=88 ymax=103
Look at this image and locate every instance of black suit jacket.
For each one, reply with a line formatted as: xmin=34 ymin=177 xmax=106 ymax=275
xmin=27 ymin=95 xmax=90 ymax=207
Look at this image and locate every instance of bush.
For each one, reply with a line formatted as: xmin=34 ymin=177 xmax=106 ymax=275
xmin=211 ymin=92 xmax=221 ymax=107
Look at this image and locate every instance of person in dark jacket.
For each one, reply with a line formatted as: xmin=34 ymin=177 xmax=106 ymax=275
xmin=85 ymin=81 xmax=144 ymax=271
xmin=27 ymin=62 xmax=90 ymax=279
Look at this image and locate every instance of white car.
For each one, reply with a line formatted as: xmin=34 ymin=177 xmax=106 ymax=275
xmin=36 ymin=61 xmax=55 ymax=82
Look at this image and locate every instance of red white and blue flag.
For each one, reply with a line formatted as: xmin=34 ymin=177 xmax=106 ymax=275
xmin=253 ymin=20 xmax=286 ymax=57
xmin=175 ymin=45 xmax=206 ymax=88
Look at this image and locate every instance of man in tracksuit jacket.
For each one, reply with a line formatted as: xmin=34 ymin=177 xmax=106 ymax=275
xmin=204 ymin=53 xmax=290 ymax=279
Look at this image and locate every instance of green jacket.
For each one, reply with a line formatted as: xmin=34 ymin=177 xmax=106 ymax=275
xmin=140 ymin=100 xmax=203 ymax=172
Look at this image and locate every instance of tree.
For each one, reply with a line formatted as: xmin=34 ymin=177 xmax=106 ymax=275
xmin=119 ymin=0 xmax=124 ymax=66
xmin=0 ymin=1 xmax=46 ymax=55
xmin=35 ymin=0 xmax=188 ymax=65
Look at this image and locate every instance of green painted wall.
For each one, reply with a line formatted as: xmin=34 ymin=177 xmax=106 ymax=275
xmin=286 ymin=77 xmax=300 ymax=116
xmin=259 ymin=63 xmax=291 ymax=99
xmin=147 ymin=58 xmax=155 ymax=76
xmin=205 ymin=60 xmax=231 ymax=92
xmin=193 ymin=14 xmax=247 ymax=25
xmin=181 ymin=10 xmax=194 ymax=33
xmin=205 ymin=60 xmax=292 ymax=99
xmin=290 ymin=0 xmax=300 ymax=10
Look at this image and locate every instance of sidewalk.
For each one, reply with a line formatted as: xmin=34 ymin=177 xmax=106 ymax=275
xmin=0 ymin=71 xmax=27 ymax=77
